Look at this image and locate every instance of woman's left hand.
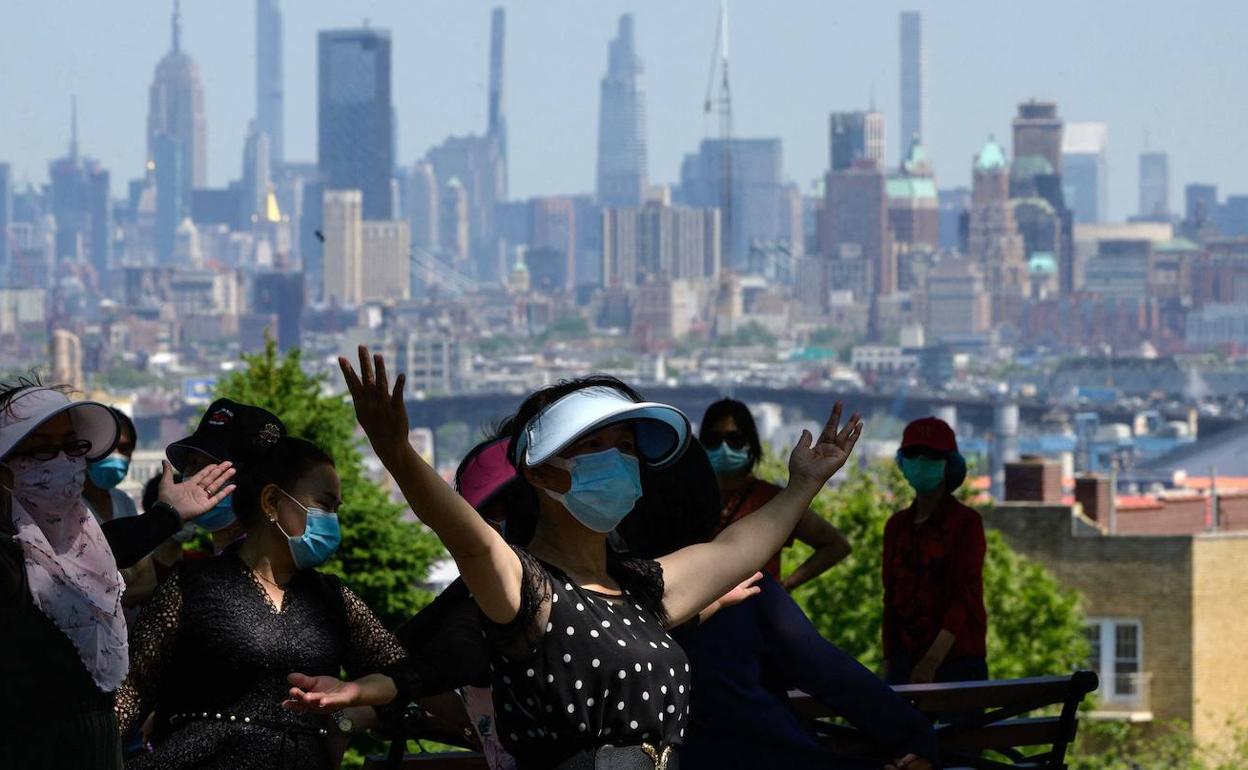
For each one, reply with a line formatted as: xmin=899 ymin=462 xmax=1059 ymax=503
xmin=281 ymin=673 xmax=362 ymax=715
xmin=787 ymin=402 xmax=863 ymax=493
xmin=157 ymin=461 xmax=236 ymax=523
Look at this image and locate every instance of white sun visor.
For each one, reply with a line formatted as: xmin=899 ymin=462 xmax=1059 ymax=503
xmin=0 ymin=387 xmax=120 ymax=462
xmin=516 ymin=386 xmax=690 ymax=470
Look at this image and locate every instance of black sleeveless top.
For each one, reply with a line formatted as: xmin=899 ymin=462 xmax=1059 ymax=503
xmin=485 ymin=547 xmax=691 ymax=768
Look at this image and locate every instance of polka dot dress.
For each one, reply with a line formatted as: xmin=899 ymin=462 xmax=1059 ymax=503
xmin=486 ymin=550 xmax=691 ymax=766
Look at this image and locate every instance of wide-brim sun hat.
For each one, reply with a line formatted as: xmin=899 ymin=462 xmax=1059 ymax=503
xmin=0 ymin=387 xmax=119 ymax=462
xmin=515 ymin=386 xmax=690 ymax=470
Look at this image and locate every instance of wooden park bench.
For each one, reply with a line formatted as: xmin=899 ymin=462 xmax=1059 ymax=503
xmin=791 ymin=670 xmax=1100 ymax=770
xmin=368 ymin=671 xmax=1099 ymax=770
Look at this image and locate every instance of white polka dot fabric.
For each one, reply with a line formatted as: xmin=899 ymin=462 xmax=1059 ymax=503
xmin=488 ymin=555 xmax=690 ymax=762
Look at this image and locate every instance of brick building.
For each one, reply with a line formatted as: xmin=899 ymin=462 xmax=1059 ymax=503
xmin=991 ymin=469 xmax=1248 ymax=751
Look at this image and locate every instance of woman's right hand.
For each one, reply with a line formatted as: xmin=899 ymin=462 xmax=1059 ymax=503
xmin=339 ymin=345 xmax=410 ymax=460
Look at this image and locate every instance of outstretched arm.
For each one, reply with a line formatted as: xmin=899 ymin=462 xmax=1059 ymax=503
xmin=657 ymin=405 xmax=862 ymax=626
xmin=339 ymin=347 xmax=523 ymax=625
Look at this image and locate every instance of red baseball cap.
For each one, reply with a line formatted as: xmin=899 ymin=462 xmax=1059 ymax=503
xmin=900 ymin=417 xmax=958 ymax=454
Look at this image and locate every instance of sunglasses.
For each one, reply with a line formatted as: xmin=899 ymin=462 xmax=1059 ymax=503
xmin=702 ymin=431 xmax=750 ymax=451
xmin=14 ymin=439 xmax=93 ymax=462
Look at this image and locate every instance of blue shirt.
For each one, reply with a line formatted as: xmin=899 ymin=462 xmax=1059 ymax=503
xmin=674 ymin=576 xmax=939 ymax=769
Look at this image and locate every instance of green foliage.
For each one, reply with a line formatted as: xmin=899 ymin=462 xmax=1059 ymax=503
xmin=539 ymin=314 xmax=590 ymax=342
xmin=1068 ymin=716 xmax=1248 ymax=770
xmin=760 ymin=456 xmax=1088 ymax=679
xmin=715 ymin=321 xmax=777 ymax=348
xmin=213 ymin=338 xmax=444 ymax=627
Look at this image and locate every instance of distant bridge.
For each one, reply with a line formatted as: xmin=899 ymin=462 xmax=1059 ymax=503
xmin=404 ymin=385 xmax=1237 ymax=450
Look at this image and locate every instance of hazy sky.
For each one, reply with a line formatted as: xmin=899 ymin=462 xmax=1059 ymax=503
xmin=3 ymin=0 xmax=1247 ymax=221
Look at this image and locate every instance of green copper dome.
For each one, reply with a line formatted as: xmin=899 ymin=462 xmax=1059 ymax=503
xmin=976 ymin=137 xmax=1008 ymax=172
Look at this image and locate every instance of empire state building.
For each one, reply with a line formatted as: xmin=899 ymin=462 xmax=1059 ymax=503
xmin=147 ymin=0 xmax=206 ymax=260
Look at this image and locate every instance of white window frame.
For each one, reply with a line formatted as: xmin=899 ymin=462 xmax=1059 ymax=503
xmin=1084 ymin=617 xmax=1143 ymax=703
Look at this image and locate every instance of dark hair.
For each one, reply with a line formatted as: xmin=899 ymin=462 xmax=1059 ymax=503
xmin=505 ymin=375 xmax=645 ymax=468
xmin=141 ymin=475 xmax=161 ymax=513
xmin=699 ymin=399 xmax=764 ymax=470
xmin=110 ymin=408 xmax=136 ymax=447
xmin=617 ymin=441 xmax=722 ymax=559
xmin=0 ymin=373 xmax=72 ymax=416
xmin=231 ymin=436 xmax=335 ymax=527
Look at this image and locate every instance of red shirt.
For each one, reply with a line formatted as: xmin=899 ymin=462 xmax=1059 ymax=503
xmin=882 ymin=495 xmax=987 ymax=661
xmin=717 ymin=478 xmax=791 ymax=579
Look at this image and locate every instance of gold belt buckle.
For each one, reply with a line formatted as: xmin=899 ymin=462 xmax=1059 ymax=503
xmin=640 ymin=742 xmax=672 ymax=770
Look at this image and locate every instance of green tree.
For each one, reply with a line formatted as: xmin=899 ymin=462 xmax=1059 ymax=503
xmin=213 ymin=338 xmax=444 ymax=627
xmin=761 ymin=457 xmax=1088 ymax=679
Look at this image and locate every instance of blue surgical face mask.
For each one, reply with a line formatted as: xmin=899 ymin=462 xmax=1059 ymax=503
xmin=87 ymin=454 xmax=130 ymax=490
xmin=899 ymin=456 xmax=947 ymax=495
xmin=544 ymin=448 xmax=643 ymax=533
xmin=276 ymin=488 xmax=342 ymax=569
xmin=705 ymin=444 xmax=751 ymax=475
xmin=194 ymin=496 xmax=237 ymax=532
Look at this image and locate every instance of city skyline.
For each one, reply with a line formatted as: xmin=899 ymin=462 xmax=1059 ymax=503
xmin=4 ymin=1 xmax=1248 ymax=220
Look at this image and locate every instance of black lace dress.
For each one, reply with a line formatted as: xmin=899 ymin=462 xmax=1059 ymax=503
xmin=485 ymin=547 xmax=692 ymax=768
xmin=115 ymin=551 xmax=411 ymax=770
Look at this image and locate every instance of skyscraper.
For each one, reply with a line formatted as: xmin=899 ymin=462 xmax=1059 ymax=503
xmin=148 ymin=1 xmax=206 ymax=262
xmin=49 ymin=99 xmax=110 ymax=272
xmin=824 ymin=160 xmax=892 ymax=299
xmin=256 ymin=0 xmax=284 ymax=168
xmin=1061 ymin=122 xmax=1108 ymax=224
xmin=0 ymin=163 xmax=11 ymax=273
xmin=899 ymin=11 xmax=924 ymax=156
xmin=440 ymin=178 xmax=470 ymax=267
xmin=677 ymin=138 xmax=788 ymax=269
xmin=1139 ymin=152 xmax=1170 ymax=220
xmin=241 ymin=121 xmax=271 ymax=223
xmin=967 ymin=138 xmax=1027 ymax=325
xmin=829 ymin=112 xmax=885 ymax=172
xmin=1185 ymin=183 xmax=1218 ymax=226
xmin=1012 ymin=100 xmax=1063 ymax=175
xmin=407 ymin=160 xmax=439 ymax=251
xmin=318 ymin=28 xmax=393 ymax=219
xmin=148 ymin=0 xmax=205 ymax=198
xmin=322 ymin=189 xmax=363 ymax=305
xmin=488 ymin=7 xmax=508 ymax=200
xmin=596 ymin=14 xmax=649 ymax=208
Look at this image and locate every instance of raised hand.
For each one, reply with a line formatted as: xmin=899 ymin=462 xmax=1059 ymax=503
xmin=786 ymin=403 xmax=863 ymax=494
xmin=281 ymin=673 xmax=362 ymax=715
xmin=338 ymin=345 xmax=409 ymax=459
xmin=157 ymin=460 xmax=236 ymax=523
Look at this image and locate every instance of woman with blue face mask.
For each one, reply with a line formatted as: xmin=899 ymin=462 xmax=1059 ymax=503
xmin=700 ymin=399 xmax=852 ymax=591
xmin=114 ymin=435 xmax=415 ymax=770
xmin=882 ymin=417 xmax=987 ymax=692
xmin=338 ymin=347 xmax=863 ymax=770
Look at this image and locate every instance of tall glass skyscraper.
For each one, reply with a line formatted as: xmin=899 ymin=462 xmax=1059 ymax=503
xmin=595 ymin=14 xmax=648 ymax=208
xmin=318 ymin=28 xmax=393 ymax=220
xmin=899 ymin=11 xmax=924 ymax=157
xmin=256 ymin=0 xmax=284 ymax=168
